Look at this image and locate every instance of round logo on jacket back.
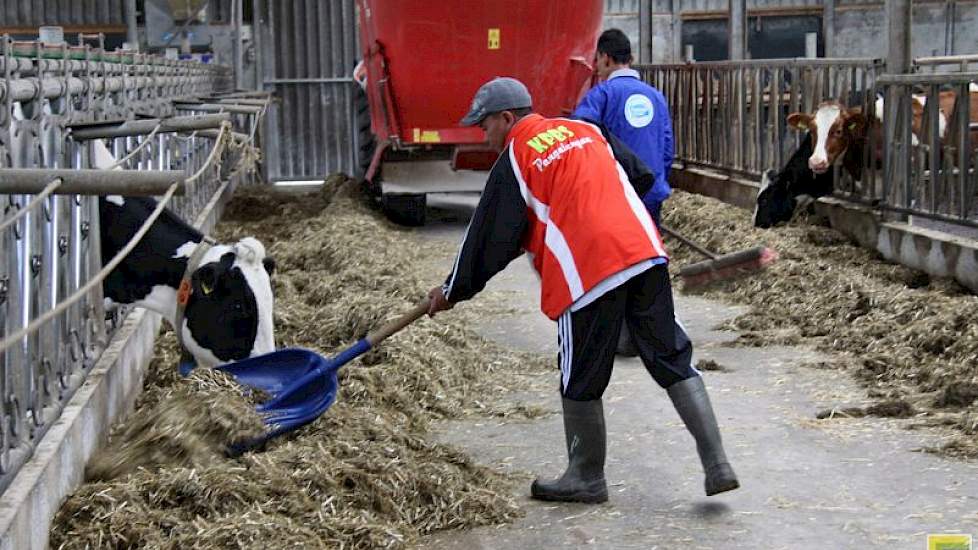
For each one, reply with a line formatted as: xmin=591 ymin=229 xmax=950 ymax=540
xmin=624 ymin=94 xmax=654 ymax=128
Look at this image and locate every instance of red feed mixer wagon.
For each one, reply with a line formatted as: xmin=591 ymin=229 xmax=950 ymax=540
xmin=354 ymin=0 xmax=604 ymax=224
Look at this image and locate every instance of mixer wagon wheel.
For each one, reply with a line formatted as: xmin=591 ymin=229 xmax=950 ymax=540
xmin=354 ymin=84 xmax=376 ymax=182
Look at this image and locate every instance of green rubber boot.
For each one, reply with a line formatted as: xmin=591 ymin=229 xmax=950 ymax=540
xmin=530 ymin=398 xmax=608 ymax=504
xmin=667 ymin=376 xmax=740 ymax=496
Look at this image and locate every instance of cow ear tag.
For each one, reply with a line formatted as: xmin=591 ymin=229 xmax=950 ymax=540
xmin=848 ymin=122 xmax=858 ymax=131
xmin=797 ymin=121 xmax=808 ymax=130
xmin=177 ymin=279 xmax=192 ymax=305
xmin=201 ymin=281 xmax=214 ymax=295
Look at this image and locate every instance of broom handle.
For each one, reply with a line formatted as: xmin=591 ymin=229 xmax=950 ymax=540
xmin=365 ymin=299 xmax=431 ymax=346
xmin=658 ymin=223 xmax=717 ymax=261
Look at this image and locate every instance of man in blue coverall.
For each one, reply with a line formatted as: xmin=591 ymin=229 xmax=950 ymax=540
xmin=574 ymin=28 xmax=673 ymax=225
xmin=574 ymin=28 xmax=675 ymax=357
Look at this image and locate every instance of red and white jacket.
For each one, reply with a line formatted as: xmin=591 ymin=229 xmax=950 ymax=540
xmin=443 ymin=114 xmax=668 ymax=320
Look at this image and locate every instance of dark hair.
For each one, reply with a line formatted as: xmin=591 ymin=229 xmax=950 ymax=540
xmin=597 ymin=29 xmax=632 ymax=64
xmin=487 ymin=107 xmax=532 ymax=121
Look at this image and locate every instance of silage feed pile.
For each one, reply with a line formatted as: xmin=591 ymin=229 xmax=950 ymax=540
xmin=662 ymin=190 xmax=978 ymax=458
xmin=51 ymin=175 xmax=551 ymax=549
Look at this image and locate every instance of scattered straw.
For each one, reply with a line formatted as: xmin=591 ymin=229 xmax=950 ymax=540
xmin=51 ymin=174 xmax=551 ymax=549
xmin=662 ymin=191 xmax=977 ymax=458
xmin=695 ymin=359 xmax=731 ymax=372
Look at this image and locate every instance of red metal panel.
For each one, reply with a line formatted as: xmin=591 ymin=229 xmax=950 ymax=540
xmin=357 ymin=0 xmax=603 ymax=148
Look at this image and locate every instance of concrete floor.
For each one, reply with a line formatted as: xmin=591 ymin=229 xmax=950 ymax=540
xmin=415 ymin=195 xmax=978 ymax=550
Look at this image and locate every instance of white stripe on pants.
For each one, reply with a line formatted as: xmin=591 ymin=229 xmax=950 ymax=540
xmin=558 ymin=310 xmax=574 ymax=394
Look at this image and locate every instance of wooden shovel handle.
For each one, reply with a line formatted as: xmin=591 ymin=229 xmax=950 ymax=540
xmin=365 ymin=299 xmax=431 ymax=346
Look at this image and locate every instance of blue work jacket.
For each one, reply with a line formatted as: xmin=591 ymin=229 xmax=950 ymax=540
xmin=574 ymin=68 xmax=674 ymax=211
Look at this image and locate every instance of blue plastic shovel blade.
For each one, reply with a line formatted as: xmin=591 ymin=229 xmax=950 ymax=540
xmin=218 ymin=348 xmax=329 ymax=397
xmin=219 ymin=339 xmax=374 ymax=454
xmin=262 ymin=368 xmax=339 ymax=427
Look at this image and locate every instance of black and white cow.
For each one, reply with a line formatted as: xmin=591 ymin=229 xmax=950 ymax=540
xmin=752 ymin=132 xmax=838 ymax=229
xmin=94 ymin=141 xmax=276 ymax=367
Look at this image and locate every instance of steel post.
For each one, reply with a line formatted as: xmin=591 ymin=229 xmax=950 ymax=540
xmin=728 ymin=0 xmax=747 ymax=60
xmin=125 ymin=0 xmax=139 ymax=50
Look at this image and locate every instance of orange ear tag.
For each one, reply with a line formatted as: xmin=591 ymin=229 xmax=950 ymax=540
xmin=177 ymin=279 xmax=192 ymax=306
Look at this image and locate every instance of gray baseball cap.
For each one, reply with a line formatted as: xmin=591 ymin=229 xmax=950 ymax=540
xmin=460 ymin=77 xmax=533 ymax=126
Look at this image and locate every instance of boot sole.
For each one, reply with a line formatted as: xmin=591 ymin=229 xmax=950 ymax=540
xmin=530 ymin=490 xmax=608 ymax=504
xmin=706 ymin=479 xmax=740 ymax=496
xmin=530 ymin=480 xmax=608 ymax=503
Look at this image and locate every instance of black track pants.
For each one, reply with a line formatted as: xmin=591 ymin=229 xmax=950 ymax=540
xmin=557 ymin=265 xmax=697 ymax=401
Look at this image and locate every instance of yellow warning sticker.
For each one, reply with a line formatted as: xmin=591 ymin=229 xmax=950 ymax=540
xmin=413 ymin=128 xmax=441 ymax=143
xmin=928 ymin=534 xmax=973 ymax=550
xmin=488 ymin=28 xmax=500 ymax=50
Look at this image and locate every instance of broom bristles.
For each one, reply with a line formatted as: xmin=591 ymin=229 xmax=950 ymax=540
xmin=679 ymin=246 xmax=778 ymax=288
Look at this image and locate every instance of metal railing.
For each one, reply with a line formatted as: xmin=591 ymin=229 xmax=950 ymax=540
xmin=914 ymin=54 xmax=978 ymax=74
xmin=876 ymin=72 xmax=977 ymax=228
xmin=0 ymin=34 xmax=266 ymax=495
xmin=635 ymin=58 xmax=978 ymax=228
xmin=637 ymin=58 xmax=884 ymax=180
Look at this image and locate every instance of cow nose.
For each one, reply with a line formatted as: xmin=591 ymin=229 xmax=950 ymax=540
xmin=809 ymin=156 xmax=828 ymax=173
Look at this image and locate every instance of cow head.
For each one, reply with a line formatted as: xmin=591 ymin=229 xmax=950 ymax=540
xmin=787 ymin=101 xmax=867 ymax=175
xmin=181 ymin=237 xmax=276 ymax=367
xmin=753 ymin=169 xmax=796 ymax=228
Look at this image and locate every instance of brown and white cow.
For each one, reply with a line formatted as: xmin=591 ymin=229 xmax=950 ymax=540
xmin=790 ymin=86 xmax=976 ymax=174
xmin=754 ymin=84 xmax=978 ymax=228
xmin=786 ymin=100 xmax=871 ymax=176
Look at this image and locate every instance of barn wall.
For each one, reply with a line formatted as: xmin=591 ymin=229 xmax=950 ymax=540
xmin=613 ymin=0 xmax=978 ymax=62
xmin=604 ymin=0 xmax=643 ymax=60
xmin=256 ymin=0 xmax=358 ymax=182
xmin=0 ymin=0 xmax=125 ymax=28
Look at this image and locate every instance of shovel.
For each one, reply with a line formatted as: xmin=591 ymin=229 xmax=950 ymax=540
xmin=220 ymin=299 xmax=430 ymax=456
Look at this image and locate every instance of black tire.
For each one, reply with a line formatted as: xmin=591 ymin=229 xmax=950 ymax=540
xmin=381 ymin=193 xmax=426 ymax=226
xmin=354 ymin=84 xmax=376 ymax=182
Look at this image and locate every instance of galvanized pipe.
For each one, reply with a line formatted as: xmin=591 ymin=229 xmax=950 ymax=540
xmin=914 ymin=53 xmax=978 ymax=67
xmin=0 ymin=74 xmax=225 ymax=103
xmin=215 ymin=98 xmax=272 ymax=106
xmin=0 ymin=169 xmax=185 ymax=195
xmin=197 ymin=128 xmax=249 ymax=142
xmin=69 ymin=113 xmax=231 ymax=140
xmin=877 ymin=72 xmax=978 ymax=84
xmin=635 ymin=58 xmax=881 ymax=71
xmin=172 ymin=102 xmax=264 ymax=115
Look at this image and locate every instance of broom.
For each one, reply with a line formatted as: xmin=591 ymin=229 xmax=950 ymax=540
xmin=658 ymin=224 xmax=778 ymax=288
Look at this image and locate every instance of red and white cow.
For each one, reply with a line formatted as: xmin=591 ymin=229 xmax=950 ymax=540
xmin=754 ymin=84 xmax=978 ymax=228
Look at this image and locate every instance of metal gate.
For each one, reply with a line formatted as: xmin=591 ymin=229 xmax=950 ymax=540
xmin=254 ymin=0 xmax=358 ymax=182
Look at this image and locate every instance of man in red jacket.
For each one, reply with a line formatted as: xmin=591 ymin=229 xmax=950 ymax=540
xmin=427 ymin=77 xmax=739 ymax=503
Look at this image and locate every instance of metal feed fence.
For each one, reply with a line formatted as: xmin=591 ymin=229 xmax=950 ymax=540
xmin=875 ymin=72 xmax=977 ymax=228
xmin=0 ymin=34 xmax=268 ymax=495
xmin=637 ymin=58 xmax=978 ymax=229
xmin=636 ymin=58 xmax=883 ymax=180
xmin=913 ymin=54 xmax=978 ymax=74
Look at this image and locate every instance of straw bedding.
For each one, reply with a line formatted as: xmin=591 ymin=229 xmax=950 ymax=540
xmin=662 ymin=190 xmax=978 ymax=458
xmin=51 ymin=179 xmax=978 ymax=547
xmin=51 ymin=175 xmax=551 ymax=549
